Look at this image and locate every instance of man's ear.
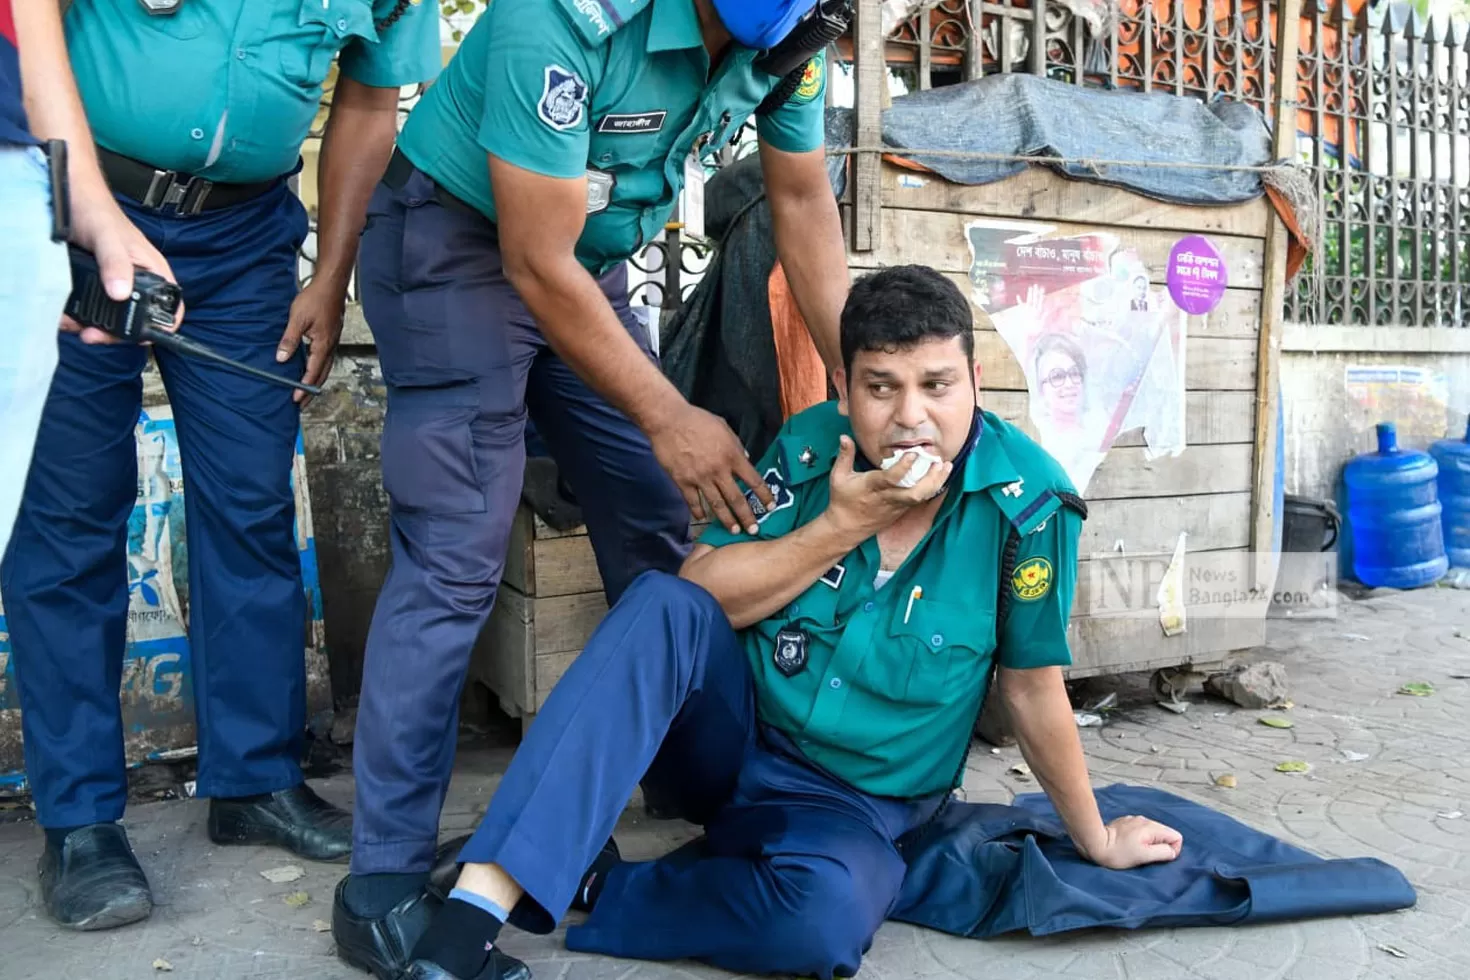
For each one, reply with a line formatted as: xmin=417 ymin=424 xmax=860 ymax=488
xmin=971 ymin=359 xmax=983 ymax=394
xmin=834 ymin=366 xmax=849 ymax=416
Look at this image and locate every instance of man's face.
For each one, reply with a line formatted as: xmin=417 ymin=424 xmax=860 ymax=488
xmin=836 ymin=336 xmax=979 ymax=467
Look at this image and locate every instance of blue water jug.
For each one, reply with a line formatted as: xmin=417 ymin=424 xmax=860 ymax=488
xmin=1430 ymin=418 xmax=1470 ymax=569
xmin=1343 ymin=422 xmax=1447 ymax=588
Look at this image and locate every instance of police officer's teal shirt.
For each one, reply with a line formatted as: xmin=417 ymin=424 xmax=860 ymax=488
xmin=395 ymin=0 xmax=828 ymax=277
xmin=65 ymin=0 xmax=442 ymax=184
xmin=699 ymin=402 xmax=1083 ymax=800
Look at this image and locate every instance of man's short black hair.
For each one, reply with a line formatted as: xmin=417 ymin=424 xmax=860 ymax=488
xmin=840 ymin=265 xmax=975 ymax=375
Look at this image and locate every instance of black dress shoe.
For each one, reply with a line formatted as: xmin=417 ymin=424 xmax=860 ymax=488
xmin=403 ymin=950 xmax=531 ymax=980
xmin=39 ymin=823 xmax=154 ymax=931
xmin=333 ymin=876 xmax=441 ymax=980
xmin=208 ymin=783 xmax=351 ymax=862
xmin=426 ymin=833 xmax=472 ymax=901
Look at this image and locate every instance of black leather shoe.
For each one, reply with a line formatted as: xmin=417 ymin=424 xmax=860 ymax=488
xmin=426 ymin=833 xmax=472 ymax=901
xmin=333 ymin=876 xmax=441 ymax=980
xmin=403 ymin=950 xmax=531 ymax=980
xmin=39 ymin=823 xmax=154 ymax=931
xmin=208 ymin=784 xmax=351 ymax=862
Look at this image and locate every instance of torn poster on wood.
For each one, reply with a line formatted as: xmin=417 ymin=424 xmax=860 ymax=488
xmin=966 ymin=219 xmax=1188 ymax=494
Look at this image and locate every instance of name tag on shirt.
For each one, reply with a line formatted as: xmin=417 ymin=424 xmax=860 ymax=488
xmin=597 ymin=111 xmax=667 ymax=135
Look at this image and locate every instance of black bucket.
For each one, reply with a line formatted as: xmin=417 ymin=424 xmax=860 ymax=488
xmin=1283 ymin=494 xmax=1341 ymax=554
xmin=1276 ymin=494 xmax=1341 ymax=605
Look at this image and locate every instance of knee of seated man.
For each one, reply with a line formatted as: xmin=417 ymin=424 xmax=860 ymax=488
xmin=763 ymin=857 xmax=885 ymax=979
xmin=622 ymin=568 xmax=723 ymax=620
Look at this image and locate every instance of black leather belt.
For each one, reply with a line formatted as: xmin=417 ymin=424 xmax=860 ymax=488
xmin=98 ymin=147 xmax=280 ymax=215
xmin=382 ymin=147 xmax=485 ymax=219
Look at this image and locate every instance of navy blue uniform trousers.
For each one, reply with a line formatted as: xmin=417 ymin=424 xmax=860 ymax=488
xmin=1 ymin=182 xmax=311 ymax=827
xmin=349 ymin=164 xmax=690 ymax=875
xmin=459 ymin=571 xmax=942 ymax=980
xmin=456 ymin=572 xmax=1419 ymax=977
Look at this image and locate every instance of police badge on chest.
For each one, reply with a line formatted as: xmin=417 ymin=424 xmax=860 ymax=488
xmin=772 ymin=626 xmax=809 ymax=678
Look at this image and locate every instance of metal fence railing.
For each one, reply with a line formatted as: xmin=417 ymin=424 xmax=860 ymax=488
xmin=298 ymin=1 xmax=1470 ymax=329
xmin=1288 ymin=2 xmax=1470 ymax=328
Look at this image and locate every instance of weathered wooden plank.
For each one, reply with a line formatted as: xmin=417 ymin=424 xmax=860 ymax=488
xmin=855 ymin=270 xmax=1263 ymax=342
xmin=851 ymin=0 xmax=884 ymax=251
xmin=501 ymin=506 xmax=537 ymax=596
xmin=532 ymin=591 xmax=610 ymax=655
xmin=973 ymin=332 xmax=1257 ymax=392
xmin=878 ymin=166 xmax=1272 ymax=240
xmin=846 ymin=208 xmax=1265 ymax=290
xmin=1248 ymin=0 xmax=1301 ymax=594
xmin=535 ymin=651 xmax=580 ymax=710
xmin=1073 ymin=547 xmax=1260 ymax=619
xmin=473 ymin=585 xmax=534 ymax=718
xmin=1080 ymin=495 xmax=1252 ymax=556
xmin=1086 ymin=444 xmax=1254 ymax=499
xmin=525 ymin=536 xmax=603 ymax=598
xmin=981 ymin=389 xmax=1256 ymax=448
xmin=1066 ymin=612 xmax=1264 ymax=677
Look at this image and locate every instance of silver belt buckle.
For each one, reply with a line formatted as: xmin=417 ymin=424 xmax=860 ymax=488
xmin=142 ymin=169 xmax=213 ymax=216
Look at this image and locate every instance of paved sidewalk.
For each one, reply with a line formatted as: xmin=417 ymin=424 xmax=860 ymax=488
xmin=2 ymin=586 xmax=1467 ymax=980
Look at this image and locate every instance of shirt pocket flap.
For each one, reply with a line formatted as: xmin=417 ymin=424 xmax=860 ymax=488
xmin=298 ymin=0 xmax=378 ymax=42
xmin=888 ymin=599 xmax=996 ymax=656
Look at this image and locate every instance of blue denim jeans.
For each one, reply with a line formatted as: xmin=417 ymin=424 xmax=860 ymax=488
xmin=0 ymin=146 xmax=68 ymax=558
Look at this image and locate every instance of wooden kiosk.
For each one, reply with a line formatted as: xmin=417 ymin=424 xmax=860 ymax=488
xmin=469 ymin=2 xmax=1294 ymax=728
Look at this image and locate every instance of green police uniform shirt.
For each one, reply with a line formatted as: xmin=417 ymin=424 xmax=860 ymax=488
xmin=394 ymin=0 xmax=828 ymax=277
xmin=699 ymin=402 xmax=1083 ymax=800
xmin=64 ymin=0 xmax=442 ymax=184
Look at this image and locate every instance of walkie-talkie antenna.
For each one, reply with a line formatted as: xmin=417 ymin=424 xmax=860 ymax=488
xmin=139 ymin=326 xmax=323 ymax=397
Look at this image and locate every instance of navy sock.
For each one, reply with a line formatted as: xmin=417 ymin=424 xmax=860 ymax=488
xmin=344 ymin=872 xmax=430 ymax=918
xmin=411 ymin=891 xmax=509 ymax=976
xmin=573 ymin=842 xmax=621 ymax=913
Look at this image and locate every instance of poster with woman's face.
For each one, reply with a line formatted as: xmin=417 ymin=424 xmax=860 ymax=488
xmin=966 ymin=220 xmax=1188 ymax=494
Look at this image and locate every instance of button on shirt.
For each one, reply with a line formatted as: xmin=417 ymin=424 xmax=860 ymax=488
xmin=394 ymin=0 xmax=827 ymax=277
xmin=64 ymin=0 xmax=442 ymax=183
xmin=699 ymin=402 xmax=1082 ymax=800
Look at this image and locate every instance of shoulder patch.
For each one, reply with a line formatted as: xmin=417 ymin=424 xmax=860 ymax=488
xmin=747 ymin=466 xmax=795 ymax=524
xmin=538 ymin=65 xmax=589 ymax=131
xmin=792 ymin=53 xmax=825 ymax=104
xmin=1011 ymin=556 xmax=1053 ymax=602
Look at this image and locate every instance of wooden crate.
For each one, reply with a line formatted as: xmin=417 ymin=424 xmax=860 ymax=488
xmin=469 ymin=506 xmax=609 ymax=730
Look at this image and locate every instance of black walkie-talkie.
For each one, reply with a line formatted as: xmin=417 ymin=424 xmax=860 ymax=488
xmin=64 ymin=247 xmax=322 ymax=397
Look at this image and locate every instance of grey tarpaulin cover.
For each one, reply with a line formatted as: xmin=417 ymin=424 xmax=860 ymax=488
xmin=879 ymin=72 xmax=1273 ymax=204
xmin=660 ymin=78 xmax=1272 ymax=459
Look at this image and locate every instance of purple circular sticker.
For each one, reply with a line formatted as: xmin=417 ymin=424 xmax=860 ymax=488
xmin=1167 ymin=235 xmax=1228 ymax=315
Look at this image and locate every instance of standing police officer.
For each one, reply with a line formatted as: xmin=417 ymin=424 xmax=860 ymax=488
xmin=333 ymin=0 xmax=853 ymax=974
xmin=2 ymin=0 xmax=440 ymax=932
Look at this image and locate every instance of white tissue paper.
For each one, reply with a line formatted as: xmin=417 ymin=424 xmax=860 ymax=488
xmin=881 ymin=448 xmax=944 ymax=488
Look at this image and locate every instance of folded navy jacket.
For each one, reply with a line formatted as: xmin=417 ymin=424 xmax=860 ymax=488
xmin=892 ymin=784 xmax=1416 ymax=938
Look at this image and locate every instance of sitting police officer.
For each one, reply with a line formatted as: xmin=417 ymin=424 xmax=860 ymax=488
xmin=334 ymin=0 xmax=852 ymax=970
xmin=1 ymin=0 xmax=440 ymax=932
xmin=365 ymin=265 xmax=1186 ymax=980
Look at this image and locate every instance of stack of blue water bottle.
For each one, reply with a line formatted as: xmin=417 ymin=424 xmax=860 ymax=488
xmin=1343 ymin=422 xmax=1449 ymax=588
xmin=1430 ymin=418 xmax=1470 ymax=577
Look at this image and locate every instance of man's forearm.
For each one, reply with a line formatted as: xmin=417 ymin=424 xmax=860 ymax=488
xmin=769 ymin=186 xmax=846 ymax=376
xmin=506 ymin=255 xmax=684 ymax=431
xmin=1001 ymin=667 xmax=1109 ymax=859
xmin=680 ymin=512 xmax=862 ymax=628
xmin=313 ymin=78 xmax=401 ymax=295
xmin=13 ymin=0 xmax=110 ymax=203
